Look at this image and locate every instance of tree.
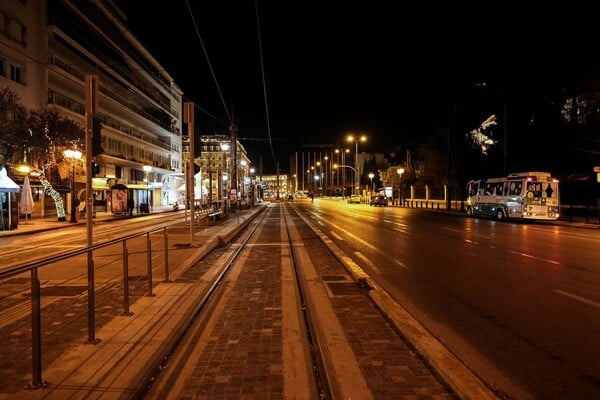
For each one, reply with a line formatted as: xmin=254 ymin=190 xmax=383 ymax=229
xmin=0 ymin=86 xmax=84 ymax=220
xmin=26 ymin=107 xmax=84 ymax=168
xmin=0 ymin=87 xmax=28 ymax=171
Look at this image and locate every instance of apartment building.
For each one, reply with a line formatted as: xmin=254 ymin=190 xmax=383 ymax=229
xmin=0 ymin=0 xmax=184 ymax=216
xmin=185 ymin=134 xmax=253 ymax=207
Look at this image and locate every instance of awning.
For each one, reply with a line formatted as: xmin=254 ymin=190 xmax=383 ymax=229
xmin=0 ymin=168 xmax=20 ymax=192
xmin=92 ymin=177 xmax=110 ymax=190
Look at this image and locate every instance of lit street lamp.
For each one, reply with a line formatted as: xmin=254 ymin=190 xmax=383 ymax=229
xmin=249 ymin=167 xmax=255 ymax=206
xmin=368 ymin=172 xmax=375 ymax=195
xmin=64 ymin=148 xmax=83 ymax=223
xmin=220 ymin=142 xmax=230 ymax=213
xmin=347 ymin=134 xmax=366 ymax=195
xmin=397 ymin=168 xmax=405 ymax=206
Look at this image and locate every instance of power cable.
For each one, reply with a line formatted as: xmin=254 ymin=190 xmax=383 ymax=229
xmin=254 ymin=0 xmax=278 ymax=172
xmin=184 ymin=0 xmax=231 ymax=125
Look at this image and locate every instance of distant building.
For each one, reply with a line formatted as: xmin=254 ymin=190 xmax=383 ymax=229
xmin=181 ymin=134 xmax=252 ymax=206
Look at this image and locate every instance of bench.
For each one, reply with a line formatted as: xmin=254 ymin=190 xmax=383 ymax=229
xmin=208 ymin=210 xmax=223 ymax=221
xmin=195 ymin=204 xmax=212 ymax=221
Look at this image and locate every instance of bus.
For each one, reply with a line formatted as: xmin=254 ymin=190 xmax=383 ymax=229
xmin=465 ymin=171 xmax=560 ymax=220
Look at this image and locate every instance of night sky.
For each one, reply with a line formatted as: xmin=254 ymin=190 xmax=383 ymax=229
xmin=119 ymin=1 xmax=598 ymax=173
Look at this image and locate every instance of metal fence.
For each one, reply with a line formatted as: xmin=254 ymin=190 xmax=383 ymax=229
xmin=0 ymin=226 xmax=171 ymax=388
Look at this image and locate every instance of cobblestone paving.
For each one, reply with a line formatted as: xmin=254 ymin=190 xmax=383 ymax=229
xmin=176 ymin=220 xmax=284 ymax=399
xmin=0 ymin=280 xmax=148 ymax=393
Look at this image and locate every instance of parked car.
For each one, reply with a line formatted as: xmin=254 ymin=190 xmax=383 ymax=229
xmin=370 ymin=195 xmax=387 ymax=206
xmin=347 ymin=194 xmax=361 ymax=204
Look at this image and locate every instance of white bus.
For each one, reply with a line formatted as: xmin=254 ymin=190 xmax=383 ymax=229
xmin=465 ymin=171 xmax=560 ymax=220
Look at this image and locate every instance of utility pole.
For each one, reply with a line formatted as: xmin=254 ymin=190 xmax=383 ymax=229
xmin=184 ymin=102 xmax=195 ymax=242
xmin=85 ymin=74 xmax=99 ymax=344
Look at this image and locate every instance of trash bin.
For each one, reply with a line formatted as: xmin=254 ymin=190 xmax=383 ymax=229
xmin=140 ymin=203 xmax=149 ymax=213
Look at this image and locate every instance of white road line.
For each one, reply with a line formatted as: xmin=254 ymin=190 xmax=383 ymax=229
xmin=510 ymin=250 xmax=560 ymax=265
xmin=555 ymin=289 xmax=600 ymax=309
xmin=321 ymin=218 xmax=410 ymax=270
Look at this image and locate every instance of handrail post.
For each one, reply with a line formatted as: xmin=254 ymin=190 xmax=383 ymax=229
xmin=122 ymin=240 xmax=133 ymax=315
xmin=163 ymin=227 xmax=170 ymax=282
xmin=86 ymin=250 xmax=100 ymax=344
xmin=146 ymin=233 xmax=155 ymax=296
xmin=27 ymin=267 xmax=47 ymax=389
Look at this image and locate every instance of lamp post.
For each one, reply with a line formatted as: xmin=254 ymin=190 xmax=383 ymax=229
xmin=347 ymin=134 xmax=366 ymax=195
xmin=250 ymin=167 xmax=255 ymax=206
xmin=397 ymin=168 xmax=405 ymax=206
xmin=220 ymin=142 xmax=230 ymax=213
xmin=368 ymin=172 xmax=374 ymax=196
xmin=64 ymin=148 xmax=83 ymax=223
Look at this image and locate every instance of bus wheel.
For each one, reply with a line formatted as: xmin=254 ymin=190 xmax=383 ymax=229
xmin=496 ymin=209 xmax=505 ymax=220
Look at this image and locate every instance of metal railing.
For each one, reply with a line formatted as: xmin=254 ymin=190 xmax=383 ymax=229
xmin=0 ymin=226 xmax=171 ymax=388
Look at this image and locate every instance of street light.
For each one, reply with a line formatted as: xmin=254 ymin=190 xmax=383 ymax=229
xmin=63 ymin=148 xmax=82 ymax=223
xmin=249 ymin=167 xmax=255 ymax=206
xmin=397 ymin=168 xmax=405 ymax=206
xmin=368 ymin=172 xmax=375 ymax=195
xmin=347 ymin=134 xmax=366 ymax=195
xmin=220 ymin=142 xmax=230 ymax=213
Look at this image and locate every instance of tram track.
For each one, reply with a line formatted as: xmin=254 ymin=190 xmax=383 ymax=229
xmin=143 ymin=201 xmax=332 ymax=399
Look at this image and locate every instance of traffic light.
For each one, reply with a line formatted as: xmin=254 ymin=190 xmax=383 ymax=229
xmin=92 ymin=162 xmax=100 ymax=176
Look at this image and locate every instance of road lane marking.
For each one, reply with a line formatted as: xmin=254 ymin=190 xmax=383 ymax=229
xmin=327 ymin=221 xmax=409 ymax=270
xmin=510 ymin=250 xmax=560 ymax=265
xmin=555 ymin=289 xmax=600 ymax=309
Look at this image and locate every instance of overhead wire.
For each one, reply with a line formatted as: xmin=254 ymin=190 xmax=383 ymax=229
xmin=183 ymin=0 xmax=231 ymax=124
xmin=254 ymin=0 xmax=278 ymax=172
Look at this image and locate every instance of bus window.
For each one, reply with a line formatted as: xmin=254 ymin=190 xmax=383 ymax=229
xmin=496 ymin=182 xmax=504 ymax=196
xmin=527 ymin=182 xmax=542 ymax=197
xmin=509 ymin=182 xmax=522 ymax=195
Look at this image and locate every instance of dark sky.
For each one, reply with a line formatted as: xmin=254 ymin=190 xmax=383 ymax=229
xmin=119 ymin=2 xmax=598 ymax=173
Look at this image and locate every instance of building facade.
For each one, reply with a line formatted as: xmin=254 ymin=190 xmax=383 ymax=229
xmin=1 ymin=0 xmax=184 ymax=217
xmin=183 ymin=134 xmax=253 ymax=207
